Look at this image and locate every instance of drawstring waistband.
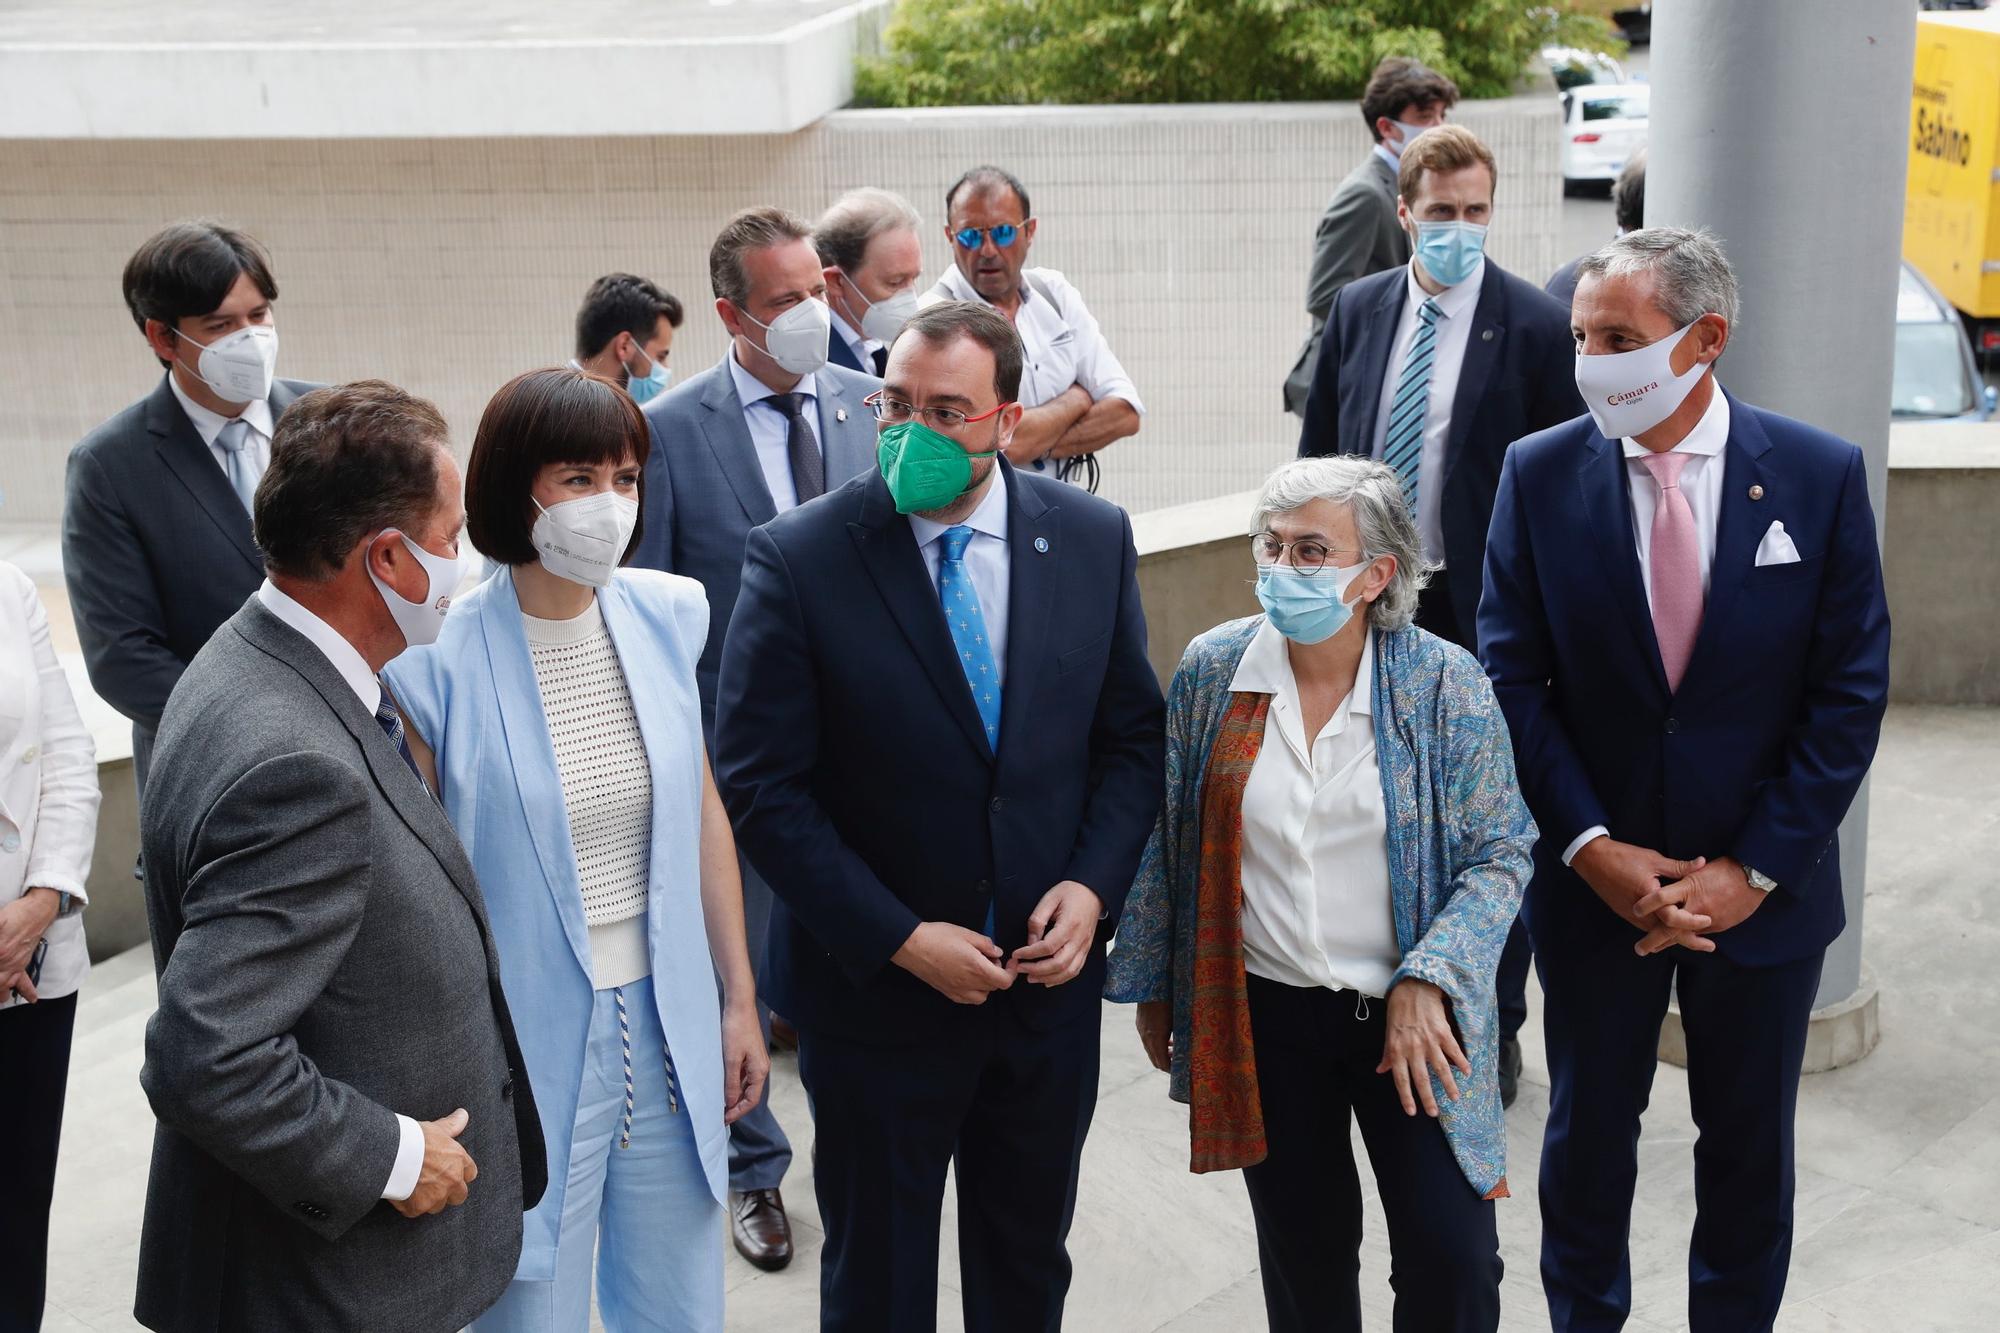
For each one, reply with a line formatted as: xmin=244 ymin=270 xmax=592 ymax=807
xmin=613 ymin=985 xmax=680 ymax=1149
xmin=1353 ymin=992 xmax=1372 ymax=1022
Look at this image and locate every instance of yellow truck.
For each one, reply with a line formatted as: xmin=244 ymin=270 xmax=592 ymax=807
xmin=1906 ymin=8 xmax=2000 ymax=370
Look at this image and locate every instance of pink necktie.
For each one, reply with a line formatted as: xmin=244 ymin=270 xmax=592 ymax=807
xmin=1638 ymin=451 xmax=1702 ymax=691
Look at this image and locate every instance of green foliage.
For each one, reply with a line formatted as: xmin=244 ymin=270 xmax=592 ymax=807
xmin=853 ymin=0 xmax=1625 ymax=108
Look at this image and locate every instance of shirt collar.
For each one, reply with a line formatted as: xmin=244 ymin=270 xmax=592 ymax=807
xmin=256 ymin=580 xmax=382 ymax=714
xmin=909 ymin=461 xmax=1011 ymax=552
xmin=1620 ymin=379 xmax=1730 ymax=459
xmin=935 ymin=263 xmax=1040 ymax=313
xmin=1404 ymin=258 xmax=1484 ymax=321
xmin=828 ymin=307 xmax=876 ymax=357
xmin=1373 ymin=143 xmax=1400 ymax=172
xmin=727 ymin=345 xmax=817 ymax=411
xmin=169 ymin=371 xmax=277 ymax=447
xmin=1230 ymin=616 xmax=1376 ymax=721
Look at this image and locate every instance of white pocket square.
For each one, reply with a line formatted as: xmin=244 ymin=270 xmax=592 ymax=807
xmin=1754 ymin=520 xmax=1802 ymax=567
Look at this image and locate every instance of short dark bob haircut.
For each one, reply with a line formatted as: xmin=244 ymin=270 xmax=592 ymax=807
xmin=464 ymin=368 xmax=651 ymax=567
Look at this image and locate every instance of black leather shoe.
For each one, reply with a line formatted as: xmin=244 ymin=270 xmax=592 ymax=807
xmin=1499 ymin=1035 xmax=1523 ymax=1109
xmin=730 ymin=1188 xmax=794 ymax=1272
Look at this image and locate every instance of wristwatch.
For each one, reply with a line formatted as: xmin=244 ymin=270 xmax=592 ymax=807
xmin=1743 ymin=865 xmax=1778 ymax=893
xmin=54 ymin=890 xmax=79 ymax=918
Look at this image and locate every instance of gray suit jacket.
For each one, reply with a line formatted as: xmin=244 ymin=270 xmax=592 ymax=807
xmin=134 ymin=599 xmax=546 ymax=1333
xmin=1283 ymin=152 xmax=1408 ymax=416
xmin=629 ymin=356 xmax=881 ymax=740
xmin=62 ymin=374 xmax=319 ymax=794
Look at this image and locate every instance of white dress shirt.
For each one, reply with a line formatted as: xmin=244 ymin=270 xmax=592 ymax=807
xmin=908 ymin=464 xmax=1012 ymax=686
xmin=726 ymin=348 xmax=827 ymax=513
xmin=829 ymin=307 xmax=883 ymax=374
xmin=169 ymin=371 xmax=276 ymax=479
xmin=255 ymin=580 xmax=426 ymax=1202
xmin=1 ymin=563 xmax=98 ymax=1010
xmin=1370 ymin=258 xmax=1484 ymax=566
xmin=1562 ymin=382 xmax=1730 ymax=866
xmin=1232 ymin=621 xmax=1400 ymax=997
xmin=929 ymin=265 xmax=1146 ymax=418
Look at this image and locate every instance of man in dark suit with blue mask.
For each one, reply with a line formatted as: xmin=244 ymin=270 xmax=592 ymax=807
xmin=715 ymin=300 xmax=1164 ymax=1332
xmin=628 ymin=205 xmax=880 ymax=1271
xmin=1479 ymin=227 xmax=1891 ymax=1331
xmin=1298 ymin=124 xmax=1582 ymax=1104
xmin=63 ymin=221 xmax=321 ymax=804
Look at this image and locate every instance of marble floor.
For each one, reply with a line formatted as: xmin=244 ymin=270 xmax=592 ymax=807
xmin=38 ymin=707 xmax=2000 ymax=1332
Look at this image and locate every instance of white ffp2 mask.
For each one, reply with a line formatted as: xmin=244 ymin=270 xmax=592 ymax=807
xmin=744 ymin=298 xmax=832 ymax=376
xmin=532 ymin=491 xmax=639 ymax=589
xmin=177 ymin=323 xmax=279 ymax=403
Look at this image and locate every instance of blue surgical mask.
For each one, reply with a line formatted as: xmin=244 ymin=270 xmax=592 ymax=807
xmin=625 ymin=348 xmax=672 ymax=404
xmin=1411 ymin=220 xmax=1488 ymax=287
xmin=1255 ymin=559 xmax=1370 ymax=646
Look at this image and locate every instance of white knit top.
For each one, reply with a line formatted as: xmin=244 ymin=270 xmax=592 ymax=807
xmin=522 ymin=598 xmax=652 ymax=989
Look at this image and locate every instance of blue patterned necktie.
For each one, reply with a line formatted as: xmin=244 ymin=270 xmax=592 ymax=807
xmin=373 ymin=686 xmax=423 ymax=784
xmin=215 ymin=417 xmax=260 ymax=513
xmin=1381 ymin=296 xmax=1442 ymax=513
xmin=937 ymin=525 xmax=1001 ymax=752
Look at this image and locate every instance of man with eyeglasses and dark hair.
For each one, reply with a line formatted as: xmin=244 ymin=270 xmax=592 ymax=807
xmin=923 ymin=165 xmax=1143 ymax=491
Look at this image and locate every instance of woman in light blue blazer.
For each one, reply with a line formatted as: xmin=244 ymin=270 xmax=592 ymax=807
xmin=388 ymin=369 xmax=767 ymax=1332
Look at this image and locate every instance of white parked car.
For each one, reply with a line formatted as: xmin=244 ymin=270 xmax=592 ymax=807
xmin=1543 ymin=45 xmax=1626 ymax=92
xmin=1561 ymin=83 xmax=1649 ymax=195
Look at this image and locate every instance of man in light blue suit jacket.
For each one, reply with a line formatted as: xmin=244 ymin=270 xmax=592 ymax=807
xmin=627 ymin=205 xmax=880 ymax=1271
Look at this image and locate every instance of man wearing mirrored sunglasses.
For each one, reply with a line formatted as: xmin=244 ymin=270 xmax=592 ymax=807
xmin=924 ymin=166 xmax=1143 ymax=490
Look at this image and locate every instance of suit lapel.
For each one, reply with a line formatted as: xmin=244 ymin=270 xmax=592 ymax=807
xmin=147 ymin=376 xmax=262 ymax=569
xmin=1681 ymin=395 xmax=1774 ymax=688
xmin=478 ymin=574 xmax=593 ymax=979
xmin=236 ymin=602 xmax=494 ymax=929
xmin=1347 ymin=277 xmax=1409 ymax=457
xmin=1445 ymin=266 xmax=1507 ymax=466
xmin=1576 ymin=428 xmax=1670 ymax=697
xmin=698 ymin=364 xmax=779 ymax=527
xmin=849 ymin=472 xmax=996 ymax=761
xmin=998 ymin=467 xmax=1056 ymax=763
xmin=814 ymin=371 xmax=878 ymax=489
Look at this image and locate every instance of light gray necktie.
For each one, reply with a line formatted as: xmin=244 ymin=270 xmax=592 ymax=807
xmin=215 ymin=418 xmax=260 ymax=513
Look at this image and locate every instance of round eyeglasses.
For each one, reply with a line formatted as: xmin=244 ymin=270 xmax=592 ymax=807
xmin=1251 ymin=533 xmax=1368 ymax=575
xmin=863 ymin=390 xmax=1015 ymax=432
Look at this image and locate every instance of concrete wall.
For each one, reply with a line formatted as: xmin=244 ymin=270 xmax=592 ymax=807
xmin=1884 ymin=424 xmax=2000 ymax=705
xmin=0 ymin=97 xmax=1566 ymax=524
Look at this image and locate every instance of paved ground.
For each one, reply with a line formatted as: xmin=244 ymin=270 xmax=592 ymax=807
xmin=38 ymin=705 xmax=2000 ymax=1331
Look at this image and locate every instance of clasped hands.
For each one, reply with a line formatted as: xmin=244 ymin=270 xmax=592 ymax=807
xmin=1571 ymin=838 xmax=1768 ymax=957
xmin=892 ymin=880 xmax=1101 ymax=1005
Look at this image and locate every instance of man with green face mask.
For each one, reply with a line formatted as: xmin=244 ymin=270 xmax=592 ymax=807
xmin=714 ymin=301 xmax=1165 ymax=1332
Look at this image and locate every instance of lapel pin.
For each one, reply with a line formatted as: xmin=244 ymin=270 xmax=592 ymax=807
xmin=1034 ymin=537 xmax=1050 ymax=554
xmin=1481 ymin=329 xmax=1494 ymax=342
xmin=835 ymin=408 xmax=848 ymax=423
xmin=1748 ymin=484 xmax=1765 ymax=500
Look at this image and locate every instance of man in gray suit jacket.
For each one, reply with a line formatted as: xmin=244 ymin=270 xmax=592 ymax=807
xmin=136 ymin=381 xmax=545 ymax=1332
xmin=64 ymin=221 xmax=322 ymax=798
xmin=629 ymin=205 xmax=879 ymax=1273
xmin=1283 ymin=58 xmax=1459 ymax=416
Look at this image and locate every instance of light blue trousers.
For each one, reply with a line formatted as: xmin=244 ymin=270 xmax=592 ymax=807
xmin=474 ymin=974 xmax=724 ymax=1333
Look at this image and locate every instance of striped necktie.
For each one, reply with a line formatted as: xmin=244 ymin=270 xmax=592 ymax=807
xmin=1381 ymin=297 xmax=1442 ymax=513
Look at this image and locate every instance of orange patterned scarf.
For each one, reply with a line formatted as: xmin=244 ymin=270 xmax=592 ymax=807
xmin=1186 ymin=690 xmax=1271 ymax=1174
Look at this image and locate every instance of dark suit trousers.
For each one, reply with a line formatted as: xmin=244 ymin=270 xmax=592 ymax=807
xmin=1537 ymin=939 xmax=1822 ymax=1332
xmin=726 ymin=858 xmax=793 ymax=1192
xmin=1418 ymin=570 xmax=1531 ymax=1043
xmin=797 ymin=1005 xmax=1100 ymax=1333
xmin=0 ymin=991 xmax=77 ymax=1333
xmin=1241 ymin=974 xmax=1501 ymax=1333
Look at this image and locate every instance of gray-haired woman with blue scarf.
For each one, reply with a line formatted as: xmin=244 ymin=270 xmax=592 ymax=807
xmin=1107 ymin=456 xmax=1536 ymax=1332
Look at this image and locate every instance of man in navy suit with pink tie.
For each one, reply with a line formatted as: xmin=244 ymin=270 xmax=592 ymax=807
xmin=1479 ymin=228 xmax=1890 ymax=1332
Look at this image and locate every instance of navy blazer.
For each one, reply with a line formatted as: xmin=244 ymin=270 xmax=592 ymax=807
xmin=825 ymin=326 xmax=868 ymax=374
xmin=1477 ymin=393 xmax=1891 ymax=966
xmin=714 ymin=461 xmax=1166 ymax=1041
xmin=62 ymin=374 xmax=319 ymax=791
xmin=1298 ymin=260 xmax=1582 ymax=633
xmin=628 ymin=357 xmax=880 ymax=741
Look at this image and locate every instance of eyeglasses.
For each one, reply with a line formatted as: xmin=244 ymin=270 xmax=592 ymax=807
xmin=952 ymin=222 xmax=1029 ymax=251
xmin=864 ymin=390 xmax=1015 ymax=432
xmin=1251 ymin=533 xmax=1368 ymax=575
